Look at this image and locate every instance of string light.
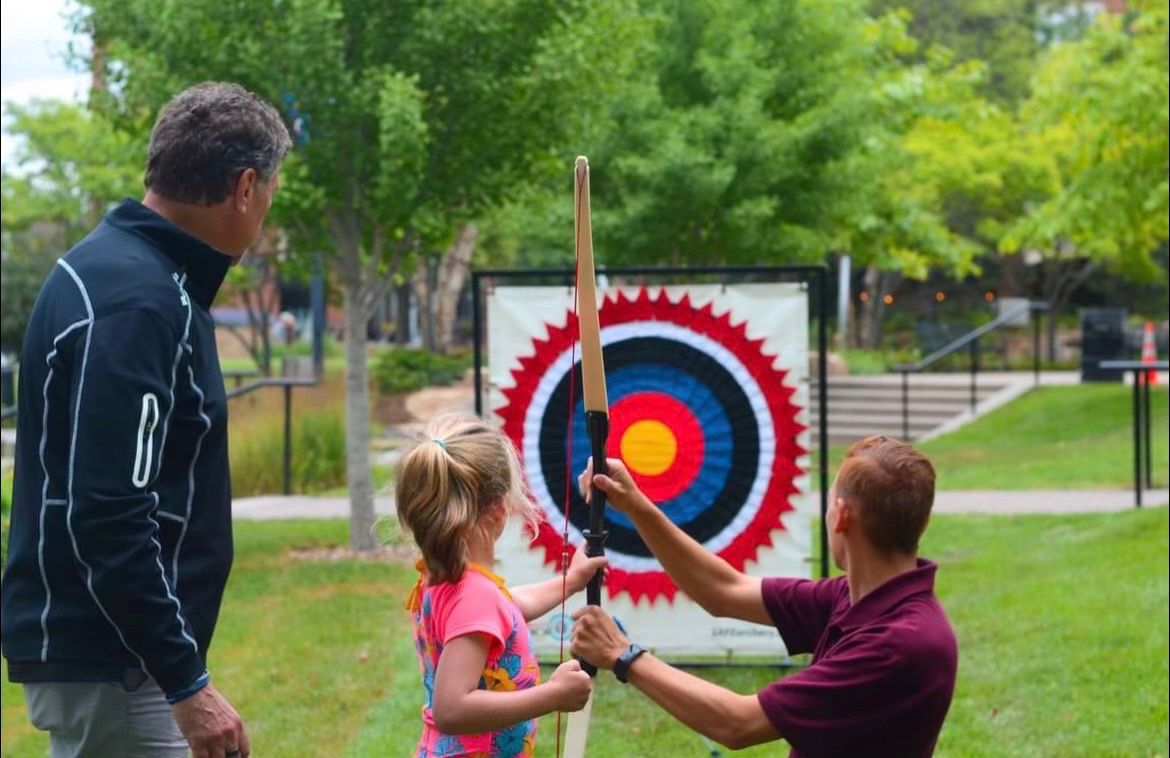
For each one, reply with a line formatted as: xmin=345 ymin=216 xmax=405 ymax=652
xmin=935 ymin=291 xmax=946 ymax=302
xmin=984 ymin=291 xmax=996 ymax=302
xmin=859 ymin=291 xmax=870 ymax=302
xmin=882 ymin=294 xmax=894 ymax=305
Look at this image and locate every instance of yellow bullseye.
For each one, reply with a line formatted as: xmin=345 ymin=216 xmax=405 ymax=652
xmin=620 ymin=420 xmax=677 ymax=477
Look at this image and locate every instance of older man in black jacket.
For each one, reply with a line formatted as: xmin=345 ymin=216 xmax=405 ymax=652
xmin=2 ymin=82 xmax=290 ymax=758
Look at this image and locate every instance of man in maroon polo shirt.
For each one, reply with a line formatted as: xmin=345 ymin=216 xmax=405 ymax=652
xmin=571 ymin=436 xmax=958 ymax=756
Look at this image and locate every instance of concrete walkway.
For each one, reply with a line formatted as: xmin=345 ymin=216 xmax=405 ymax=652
xmin=233 ymin=489 xmax=1168 ymax=520
xmin=932 ymin=489 xmax=1168 ymax=514
xmin=233 ymin=495 xmax=396 ymax=520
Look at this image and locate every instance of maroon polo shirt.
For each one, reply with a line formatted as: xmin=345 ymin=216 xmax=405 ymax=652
xmin=757 ymin=560 xmax=957 ymax=757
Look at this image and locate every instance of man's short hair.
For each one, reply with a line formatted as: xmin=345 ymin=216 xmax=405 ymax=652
xmin=145 ymin=82 xmax=292 ymax=205
xmin=836 ymin=436 xmax=935 ymax=554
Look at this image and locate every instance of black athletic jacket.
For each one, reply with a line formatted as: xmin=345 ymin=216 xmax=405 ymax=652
xmin=2 ymin=199 xmax=234 ymax=700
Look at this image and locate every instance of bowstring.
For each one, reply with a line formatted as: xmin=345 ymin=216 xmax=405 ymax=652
xmin=554 ymin=165 xmax=587 ymax=758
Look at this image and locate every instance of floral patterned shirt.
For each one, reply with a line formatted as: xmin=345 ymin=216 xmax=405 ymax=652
xmin=409 ymin=564 xmax=540 ymax=757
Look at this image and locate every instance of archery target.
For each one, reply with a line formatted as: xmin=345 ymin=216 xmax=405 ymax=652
xmin=498 ymin=287 xmax=805 ymax=605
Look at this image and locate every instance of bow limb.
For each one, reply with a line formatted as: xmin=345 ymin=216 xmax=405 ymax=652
xmin=574 ymin=155 xmax=609 ymax=614
xmin=563 ymin=155 xmax=608 ymax=758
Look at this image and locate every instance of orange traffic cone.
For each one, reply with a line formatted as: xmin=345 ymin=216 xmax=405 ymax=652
xmin=1141 ymin=321 xmax=1159 ymax=384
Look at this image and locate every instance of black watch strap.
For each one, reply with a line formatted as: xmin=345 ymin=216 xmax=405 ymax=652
xmin=614 ymin=644 xmax=647 ymax=683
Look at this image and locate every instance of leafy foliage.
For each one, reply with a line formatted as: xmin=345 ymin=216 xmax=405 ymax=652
xmin=372 ymin=348 xmax=469 ymax=395
xmin=1 ymin=101 xmax=142 ymax=352
xmin=73 ymin=0 xmax=657 ymax=547
xmin=231 ymin=411 xmax=348 ymax=497
xmin=870 ymin=0 xmax=1042 ymax=104
xmin=1003 ymin=1 xmax=1169 ymax=280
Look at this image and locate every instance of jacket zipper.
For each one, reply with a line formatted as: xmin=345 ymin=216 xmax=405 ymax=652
xmin=131 ymin=392 xmax=160 ymax=488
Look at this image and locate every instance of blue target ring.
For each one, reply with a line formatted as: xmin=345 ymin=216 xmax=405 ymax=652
xmin=568 ymin=365 xmax=733 ymax=528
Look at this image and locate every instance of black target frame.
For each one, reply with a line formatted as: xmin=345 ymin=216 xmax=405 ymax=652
xmin=470 ymin=265 xmax=831 ymax=579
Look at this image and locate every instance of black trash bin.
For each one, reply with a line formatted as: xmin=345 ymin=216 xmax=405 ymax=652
xmin=1080 ymin=308 xmax=1127 ymax=382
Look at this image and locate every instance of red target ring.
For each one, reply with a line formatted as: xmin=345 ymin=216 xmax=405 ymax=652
xmin=608 ymin=392 xmax=703 ymax=502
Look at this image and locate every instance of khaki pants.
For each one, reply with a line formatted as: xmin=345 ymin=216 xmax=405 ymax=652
xmin=24 ymin=672 xmax=188 ymax=758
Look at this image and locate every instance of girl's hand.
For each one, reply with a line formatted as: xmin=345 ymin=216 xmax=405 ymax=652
xmin=547 ymin=660 xmax=593 ymax=711
xmin=565 ymin=548 xmax=608 ymax=595
xmin=577 ymin=457 xmax=654 ymax=516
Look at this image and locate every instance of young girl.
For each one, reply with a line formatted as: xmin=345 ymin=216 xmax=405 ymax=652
xmin=397 ymin=414 xmax=605 ymax=758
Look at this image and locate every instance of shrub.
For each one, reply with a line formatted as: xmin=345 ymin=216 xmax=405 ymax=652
xmin=271 ymin=334 xmax=343 ymax=361
xmin=372 ymin=348 xmax=469 ymax=394
xmin=231 ymin=408 xmax=346 ymax=496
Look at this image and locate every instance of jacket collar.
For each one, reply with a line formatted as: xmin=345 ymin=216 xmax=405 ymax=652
xmin=837 ymin=559 xmax=938 ymax=630
xmin=105 ymin=199 xmax=233 ymax=309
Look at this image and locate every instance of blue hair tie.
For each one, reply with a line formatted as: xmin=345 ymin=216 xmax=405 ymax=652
xmin=431 ymin=437 xmax=447 ymax=450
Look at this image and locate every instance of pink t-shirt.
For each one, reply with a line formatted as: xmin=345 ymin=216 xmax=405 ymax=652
xmin=410 ymin=565 xmax=541 ymax=757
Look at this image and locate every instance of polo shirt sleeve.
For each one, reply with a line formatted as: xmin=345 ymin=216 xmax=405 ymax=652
xmin=756 ymin=631 xmax=904 ymax=755
xmin=760 ymin=576 xmax=846 ymax=654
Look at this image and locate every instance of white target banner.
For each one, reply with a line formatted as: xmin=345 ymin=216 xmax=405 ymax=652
xmin=489 ymin=283 xmax=813 ymax=658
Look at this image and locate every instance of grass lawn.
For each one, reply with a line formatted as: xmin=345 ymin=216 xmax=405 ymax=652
xmin=4 ymin=507 xmax=1167 ymax=757
xmin=823 ymin=384 xmax=1169 ymax=491
xmin=920 ymin=384 xmax=1168 ymax=490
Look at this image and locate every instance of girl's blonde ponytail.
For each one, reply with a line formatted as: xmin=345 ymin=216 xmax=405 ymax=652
xmin=394 ymin=414 xmax=536 ymax=584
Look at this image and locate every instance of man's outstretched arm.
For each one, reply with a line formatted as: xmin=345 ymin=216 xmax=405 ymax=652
xmin=571 ymin=606 xmax=778 ymax=750
xmin=583 ymin=458 xmax=769 ymax=624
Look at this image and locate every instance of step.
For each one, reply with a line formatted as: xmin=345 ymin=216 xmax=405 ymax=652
xmin=812 ymin=423 xmax=934 ymax=442
xmin=809 ymin=384 xmax=1007 ymax=400
xmin=807 ymin=399 xmax=966 ymax=416
xmin=808 ymin=373 xmax=1022 ymax=387
xmin=807 ymin=416 xmax=939 ymax=433
xmin=808 ymin=403 xmax=978 ymax=418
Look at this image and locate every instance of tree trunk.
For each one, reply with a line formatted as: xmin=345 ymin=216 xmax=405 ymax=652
xmin=343 ymin=282 xmax=377 ymax=551
xmin=1038 ymin=258 xmax=1098 ymax=366
xmin=857 ymin=266 xmax=895 ymax=349
xmin=395 ymin=281 xmax=412 ymax=345
xmin=87 ymin=32 xmax=108 ymax=228
xmin=239 ymin=258 xmax=276 ymax=375
xmin=412 ymin=257 xmax=438 ymax=352
xmin=434 ymin=224 xmax=478 ymax=353
xmin=996 ymin=252 xmax=1025 ymax=297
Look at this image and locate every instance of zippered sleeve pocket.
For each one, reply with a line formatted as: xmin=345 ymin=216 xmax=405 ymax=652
xmin=131 ymin=392 xmax=160 ymax=488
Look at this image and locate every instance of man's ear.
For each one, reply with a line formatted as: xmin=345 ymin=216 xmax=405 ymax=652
xmin=833 ymin=497 xmax=852 ymax=534
xmin=232 ymin=168 xmax=258 ymax=213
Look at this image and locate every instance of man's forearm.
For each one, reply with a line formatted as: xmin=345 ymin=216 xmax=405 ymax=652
xmin=71 ymin=495 xmax=206 ymax=695
xmin=625 ymin=653 xmax=777 ymax=750
xmin=626 ymin=501 xmax=747 ymax=613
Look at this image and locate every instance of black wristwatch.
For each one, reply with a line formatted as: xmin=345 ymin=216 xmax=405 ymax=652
xmin=613 ymin=643 xmax=647 ymax=683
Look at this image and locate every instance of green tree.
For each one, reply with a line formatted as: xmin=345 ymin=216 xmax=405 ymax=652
xmin=1 ymin=100 xmax=141 ymax=353
xmin=487 ymin=0 xmax=917 ymax=269
xmin=870 ymin=0 xmax=1041 ymax=104
xmin=1004 ymin=1 xmax=1169 ymax=283
xmin=77 ymin=0 xmax=652 ymax=549
xmin=479 ymin=3 xmax=1031 ymax=349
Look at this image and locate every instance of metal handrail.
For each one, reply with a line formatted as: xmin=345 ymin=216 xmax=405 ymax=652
xmin=226 ymin=367 xmax=319 ymax=495
xmin=894 ymin=301 xmax=1049 ymax=373
xmin=1 ymin=363 xmax=318 ymax=495
xmin=892 ymin=300 xmax=1050 ymax=440
xmin=223 ymin=367 xmax=261 ymax=389
xmin=226 ymin=376 xmax=316 ymax=400
xmin=1099 ymin=359 xmax=1168 ymax=507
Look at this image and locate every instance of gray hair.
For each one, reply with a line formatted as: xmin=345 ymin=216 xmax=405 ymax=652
xmin=144 ymin=82 xmax=292 ymax=205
